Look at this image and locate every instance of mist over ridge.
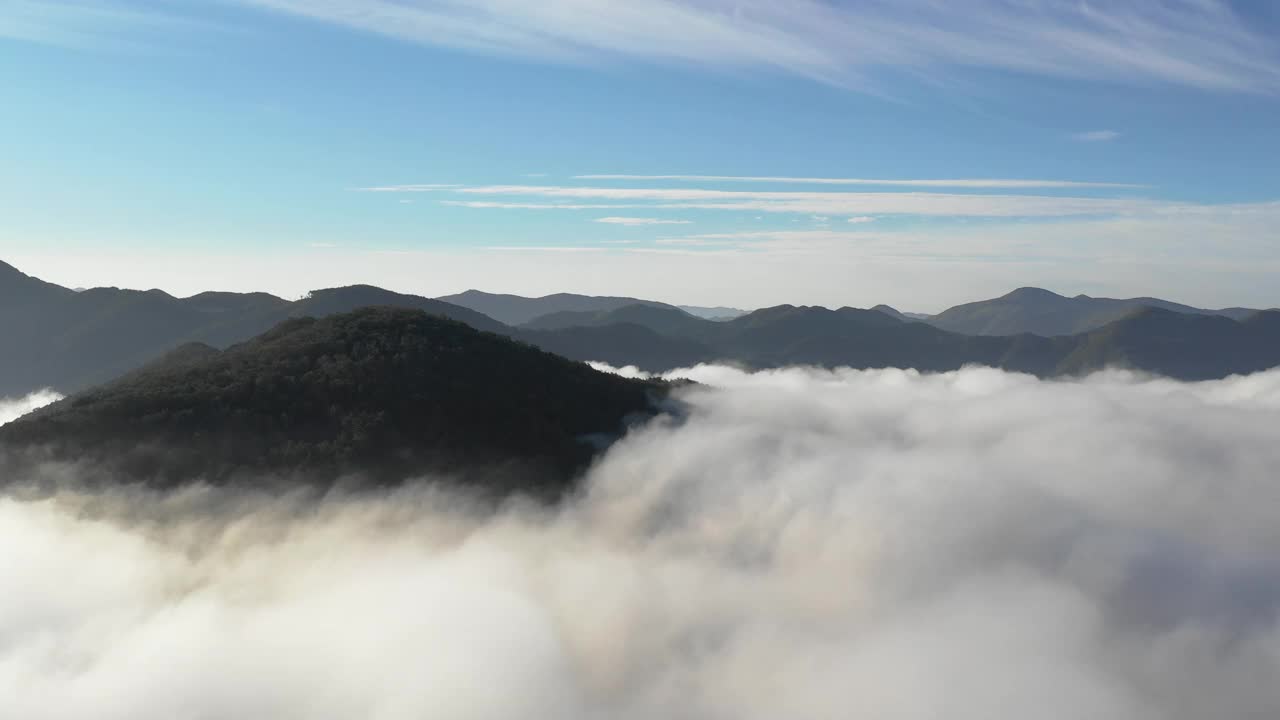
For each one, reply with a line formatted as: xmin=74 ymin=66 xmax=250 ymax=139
xmin=3 ymin=364 xmax=1280 ymax=719
xmin=0 ymin=389 xmax=62 ymax=426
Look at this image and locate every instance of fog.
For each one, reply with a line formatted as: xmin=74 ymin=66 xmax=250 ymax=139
xmin=0 ymin=389 xmax=63 ymax=426
xmin=3 ymin=366 xmax=1280 ymax=719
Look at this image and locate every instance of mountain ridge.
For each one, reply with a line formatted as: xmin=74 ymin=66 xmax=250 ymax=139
xmin=3 ymin=262 xmax=1278 ymax=395
xmin=0 ymin=307 xmax=669 ymax=493
xmin=928 ymin=286 xmax=1267 ymax=337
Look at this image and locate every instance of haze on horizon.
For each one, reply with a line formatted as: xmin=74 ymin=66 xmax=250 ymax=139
xmin=3 ymin=0 xmax=1279 ymax=311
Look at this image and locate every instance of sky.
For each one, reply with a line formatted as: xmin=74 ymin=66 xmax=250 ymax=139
xmin=2 ymin=0 xmax=1279 ymax=312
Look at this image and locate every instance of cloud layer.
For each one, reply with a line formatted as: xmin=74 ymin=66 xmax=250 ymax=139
xmin=3 ymin=365 xmax=1280 ymax=718
xmin=236 ymin=0 xmax=1280 ymax=94
xmin=11 ymin=1 xmax=1278 ymax=94
xmin=0 ymin=390 xmax=64 ymax=426
xmin=575 ymin=175 xmax=1144 ymax=189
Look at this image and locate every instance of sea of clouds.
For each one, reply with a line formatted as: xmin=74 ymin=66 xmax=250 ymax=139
xmin=2 ymin=366 xmax=1280 ymax=719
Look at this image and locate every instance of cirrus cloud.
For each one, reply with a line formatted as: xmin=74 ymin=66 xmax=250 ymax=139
xmin=235 ymin=0 xmax=1280 ymax=94
xmin=594 ymin=217 xmax=693 ymax=226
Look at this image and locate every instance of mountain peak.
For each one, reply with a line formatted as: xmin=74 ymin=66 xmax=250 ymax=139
xmin=0 ymin=307 xmax=668 ymax=492
xmin=1002 ymin=287 xmax=1066 ymax=302
xmin=0 ymin=259 xmax=75 ymax=305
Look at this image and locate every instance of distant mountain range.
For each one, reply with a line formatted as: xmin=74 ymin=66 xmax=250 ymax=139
xmin=2 ymin=260 xmax=1278 ymax=401
xmin=520 ymin=302 xmax=1280 ymax=380
xmin=436 ymin=289 xmax=747 ymax=325
xmin=0 ymin=261 xmax=502 ymax=397
xmin=926 ymin=286 xmax=1265 ymax=336
xmin=0 ymin=307 xmax=667 ymax=492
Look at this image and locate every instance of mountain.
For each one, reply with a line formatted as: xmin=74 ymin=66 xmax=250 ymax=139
xmin=1055 ymin=307 xmax=1280 ymax=380
xmin=0 ymin=308 xmax=668 ymax=493
xmin=521 ymin=304 xmax=711 ymax=336
xmin=928 ymin=287 xmax=1265 ymax=337
xmin=871 ymin=304 xmax=928 ymax=323
xmin=514 ymin=303 xmax=1038 ymax=375
xmin=4 ymin=261 xmax=1279 ymax=397
xmin=0 ymin=265 xmax=507 ymax=397
xmin=514 ymin=301 xmax=1280 ymax=380
xmin=0 ymin=260 xmax=75 ymax=307
xmin=520 ymin=323 xmax=716 ymax=372
xmin=438 ymin=289 xmax=682 ymax=325
xmin=678 ymin=305 xmax=748 ymax=321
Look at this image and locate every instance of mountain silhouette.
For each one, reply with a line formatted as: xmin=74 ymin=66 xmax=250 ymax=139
xmin=0 ymin=265 xmax=505 ymax=397
xmin=928 ymin=286 xmax=1264 ymax=336
xmin=0 ymin=308 xmax=668 ymax=493
xmin=511 ymin=301 xmax=1280 ymax=379
xmin=3 ymin=261 xmax=1278 ymax=396
xmin=438 ymin=289 xmax=681 ymax=326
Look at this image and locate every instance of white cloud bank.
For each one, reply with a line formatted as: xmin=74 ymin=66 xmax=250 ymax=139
xmin=0 ymin=390 xmax=64 ymax=426
xmin=3 ymin=366 xmax=1280 ymax=718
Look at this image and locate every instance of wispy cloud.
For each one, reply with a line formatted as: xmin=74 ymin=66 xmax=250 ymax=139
xmin=848 ymin=216 xmax=876 ymax=224
xmin=485 ymin=245 xmax=608 ymax=253
xmin=594 ymin=217 xmax=692 ymax=226
xmin=651 ymin=201 xmax=1280 ymax=263
xmin=361 ymin=184 xmax=462 ymax=192
xmin=575 ymin=175 xmax=1145 ymax=189
xmin=449 ymin=184 xmax=1169 ymax=218
xmin=235 ymin=0 xmax=1280 ymax=94
xmin=2 ymin=1 xmax=240 ymax=54
xmin=1073 ymin=130 xmax=1121 ymax=142
xmin=442 ymin=201 xmax=643 ymax=210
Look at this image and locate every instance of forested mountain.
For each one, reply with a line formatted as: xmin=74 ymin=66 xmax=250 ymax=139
xmin=677 ymin=305 xmax=748 ymax=320
xmin=0 ymin=261 xmax=503 ymax=396
xmin=1055 ymin=307 xmax=1280 ymax=379
xmin=440 ymin=289 xmax=747 ymax=326
xmin=520 ymin=304 xmax=712 ymax=335
xmin=0 ymin=308 xmax=668 ymax=492
xmin=927 ymin=286 xmax=1265 ymax=336
xmin=437 ymin=289 xmax=682 ymax=326
xmin=3 ymin=261 xmax=1279 ymax=398
xmin=512 ymin=301 xmax=1280 ymax=380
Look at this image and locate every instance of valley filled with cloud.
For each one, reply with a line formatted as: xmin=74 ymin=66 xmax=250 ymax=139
xmin=3 ymin=366 xmax=1279 ymax=719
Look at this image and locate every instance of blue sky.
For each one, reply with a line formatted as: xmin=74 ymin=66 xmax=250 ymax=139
xmin=2 ymin=0 xmax=1279 ymax=311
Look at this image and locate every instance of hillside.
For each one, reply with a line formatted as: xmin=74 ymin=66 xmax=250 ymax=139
xmin=521 ymin=304 xmax=712 ymax=337
xmin=0 ymin=308 xmax=668 ymax=493
xmin=678 ymin=305 xmax=748 ymax=320
xmin=514 ymin=301 xmax=1280 ymax=380
xmin=3 ymin=261 xmax=1279 ymax=397
xmin=1054 ymin=307 xmax=1280 ymax=380
xmin=519 ymin=322 xmax=716 ymax=372
xmin=928 ymin=287 xmax=1264 ymax=336
xmin=438 ymin=289 xmax=682 ymax=325
xmin=0 ymin=264 xmax=506 ymax=396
